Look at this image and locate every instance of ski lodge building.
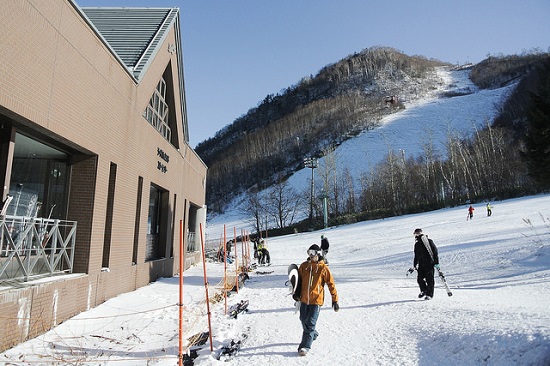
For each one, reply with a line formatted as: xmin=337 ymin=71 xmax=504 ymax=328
xmin=0 ymin=0 xmax=207 ymax=352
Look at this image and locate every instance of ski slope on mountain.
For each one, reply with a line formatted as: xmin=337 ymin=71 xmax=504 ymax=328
xmin=227 ymin=67 xmax=516 ymax=214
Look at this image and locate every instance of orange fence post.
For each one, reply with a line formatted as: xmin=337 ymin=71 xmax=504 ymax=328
xmin=234 ymin=227 xmax=239 ymax=293
xmin=178 ymin=220 xmax=184 ymax=366
xmin=241 ymin=229 xmax=246 ymax=270
xmin=223 ymin=225 xmax=227 ymax=315
xmin=199 ymin=223 xmax=213 ymax=352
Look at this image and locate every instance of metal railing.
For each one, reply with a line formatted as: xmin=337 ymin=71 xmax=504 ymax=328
xmin=187 ymin=231 xmax=197 ymax=252
xmin=0 ymin=215 xmax=77 ymax=282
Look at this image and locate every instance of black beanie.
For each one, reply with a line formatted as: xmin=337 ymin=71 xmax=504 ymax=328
xmin=308 ymin=244 xmax=321 ymax=252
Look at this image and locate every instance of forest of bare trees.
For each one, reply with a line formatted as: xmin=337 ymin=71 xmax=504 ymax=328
xmin=245 ymin=122 xmax=537 ymax=236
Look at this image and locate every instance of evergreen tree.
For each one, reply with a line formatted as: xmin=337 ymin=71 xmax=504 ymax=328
xmin=522 ymin=60 xmax=550 ymax=187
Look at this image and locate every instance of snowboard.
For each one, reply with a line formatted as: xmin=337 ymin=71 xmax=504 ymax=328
xmin=287 ymin=264 xmax=301 ymax=300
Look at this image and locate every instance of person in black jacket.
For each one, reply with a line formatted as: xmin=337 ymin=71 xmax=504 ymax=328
xmin=410 ymin=228 xmax=439 ymax=300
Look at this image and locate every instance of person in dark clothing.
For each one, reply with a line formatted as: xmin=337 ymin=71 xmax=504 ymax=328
xmin=253 ymin=238 xmax=259 ymax=260
xmin=257 ymin=239 xmax=270 ymax=265
xmin=409 ymin=228 xmax=439 ymax=300
xmin=320 ymin=235 xmax=330 ymax=264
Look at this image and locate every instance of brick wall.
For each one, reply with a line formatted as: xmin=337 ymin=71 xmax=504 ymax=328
xmin=0 ymin=0 xmax=207 ymax=353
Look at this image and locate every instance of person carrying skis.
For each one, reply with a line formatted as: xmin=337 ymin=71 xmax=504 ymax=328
xmin=320 ymin=234 xmax=330 ymax=264
xmin=295 ymin=244 xmax=339 ymax=356
xmin=409 ymin=228 xmax=439 ymax=300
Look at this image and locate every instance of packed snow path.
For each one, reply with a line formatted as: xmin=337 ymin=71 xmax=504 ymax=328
xmin=2 ymin=197 xmax=549 ymax=365
xmin=196 ymin=195 xmax=550 ymax=365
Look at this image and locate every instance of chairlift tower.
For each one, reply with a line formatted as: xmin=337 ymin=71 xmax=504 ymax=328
xmin=303 ymin=157 xmax=318 ymax=225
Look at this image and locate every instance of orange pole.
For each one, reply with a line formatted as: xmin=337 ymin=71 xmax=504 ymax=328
xmin=241 ymin=229 xmax=248 ymax=272
xmin=218 ymin=234 xmax=223 ymax=261
xmin=199 ymin=223 xmax=213 ymax=352
xmin=178 ymin=220 xmax=184 ymax=366
xmin=223 ymin=225 xmax=227 ymax=315
xmin=246 ymin=233 xmax=252 ymax=265
xmin=245 ymin=232 xmax=252 ymax=269
xmin=234 ymin=227 xmax=239 ymax=293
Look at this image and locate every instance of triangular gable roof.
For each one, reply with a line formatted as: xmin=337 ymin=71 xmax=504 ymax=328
xmin=76 ymin=5 xmax=189 ymax=143
xmin=81 ymin=7 xmax=177 ymax=81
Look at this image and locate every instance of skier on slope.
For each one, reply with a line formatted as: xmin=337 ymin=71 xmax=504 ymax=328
xmin=409 ymin=228 xmax=439 ymax=300
xmin=468 ymin=205 xmax=475 ymax=220
xmin=295 ymin=244 xmax=339 ymax=356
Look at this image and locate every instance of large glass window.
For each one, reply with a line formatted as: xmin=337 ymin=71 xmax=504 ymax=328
xmin=143 ymin=77 xmax=171 ymax=142
xmin=146 ymin=184 xmax=167 ymax=261
xmin=7 ymin=133 xmax=69 ymax=219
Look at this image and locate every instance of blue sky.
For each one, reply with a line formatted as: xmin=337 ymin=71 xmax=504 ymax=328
xmin=76 ymin=0 xmax=550 ymax=147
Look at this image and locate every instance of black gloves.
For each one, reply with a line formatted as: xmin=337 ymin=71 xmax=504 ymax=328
xmin=293 ymin=294 xmax=300 ymax=301
xmin=332 ymin=301 xmax=339 ymax=312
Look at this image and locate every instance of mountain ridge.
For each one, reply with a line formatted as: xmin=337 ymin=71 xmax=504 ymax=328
xmin=195 ymin=47 xmax=549 ymax=216
xmin=197 ymin=47 xmax=450 ymax=210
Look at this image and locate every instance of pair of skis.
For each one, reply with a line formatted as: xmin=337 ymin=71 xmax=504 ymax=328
xmin=436 ymin=267 xmax=453 ymax=296
xmin=422 ymin=235 xmax=452 ymax=297
xmin=407 ymin=266 xmax=453 ymax=297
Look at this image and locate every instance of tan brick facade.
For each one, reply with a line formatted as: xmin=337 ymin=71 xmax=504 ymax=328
xmin=0 ymin=0 xmax=207 ymax=352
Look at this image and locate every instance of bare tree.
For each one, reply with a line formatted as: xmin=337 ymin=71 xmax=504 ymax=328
xmin=242 ymin=188 xmax=267 ymax=236
xmin=265 ymin=175 xmax=304 ymax=229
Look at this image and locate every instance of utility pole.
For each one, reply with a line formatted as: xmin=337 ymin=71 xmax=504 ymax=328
xmin=320 ymin=190 xmax=329 ymax=228
xmin=304 ymin=157 xmax=318 ymax=226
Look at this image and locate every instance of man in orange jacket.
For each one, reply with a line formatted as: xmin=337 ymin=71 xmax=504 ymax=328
xmin=295 ymin=244 xmax=339 ymax=356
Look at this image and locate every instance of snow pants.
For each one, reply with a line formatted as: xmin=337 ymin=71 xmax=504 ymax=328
xmin=417 ymin=266 xmax=435 ymax=297
xmin=298 ymin=303 xmax=320 ymax=350
xmin=321 ymin=249 xmax=328 ymax=264
xmin=261 ymin=249 xmax=270 ymax=264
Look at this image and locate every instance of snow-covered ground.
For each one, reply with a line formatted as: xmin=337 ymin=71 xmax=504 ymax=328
xmin=2 ymin=68 xmax=548 ymax=365
xmin=1 ymin=194 xmax=549 ymax=365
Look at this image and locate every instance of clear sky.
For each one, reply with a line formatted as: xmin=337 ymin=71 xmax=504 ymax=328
xmin=77 ymin=0 xmax=550 ymax=147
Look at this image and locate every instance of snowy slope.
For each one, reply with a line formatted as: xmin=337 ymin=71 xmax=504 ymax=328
xmin=2 ymin=195 xmax=549 ymax=365
xmin=221 ymin=67 xmax=515 ymax=220
xmin=197 ymin=195 xmax=550 ymax=366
